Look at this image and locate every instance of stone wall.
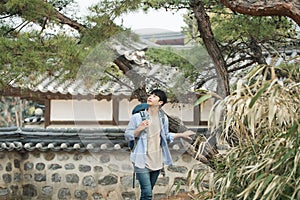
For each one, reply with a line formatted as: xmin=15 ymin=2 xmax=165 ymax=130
xmin=0 ymin=149 xmax=201 ymax=200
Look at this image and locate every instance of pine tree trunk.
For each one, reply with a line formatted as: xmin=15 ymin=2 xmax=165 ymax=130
xmin=190 ymin=0 xmax=230 ymax=98
xmin=220 ymin=0 xmax=300 ymax=26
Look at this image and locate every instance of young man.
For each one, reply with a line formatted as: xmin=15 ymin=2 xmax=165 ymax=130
xmin=124 ymin=89 xmax=195 ymax=200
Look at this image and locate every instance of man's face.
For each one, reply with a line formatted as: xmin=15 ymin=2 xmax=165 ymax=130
xmin=147 ymin=93 xmax=163 ymax=107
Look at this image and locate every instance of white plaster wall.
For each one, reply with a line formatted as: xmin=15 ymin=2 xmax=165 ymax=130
xmin=200 ymin=98 xmax=214 ymax=121
xmin=163 ymin=103 xmax=194 ymax=122
xmin=119 ymin=99 xmax=140 ymax=121
xmin=119 ymin=100 xmax=195 ymax=122
xmin=50 ymin=99 xmax=213 ymax=124
xmin=50 ymin=100 xmax=113 ymax=121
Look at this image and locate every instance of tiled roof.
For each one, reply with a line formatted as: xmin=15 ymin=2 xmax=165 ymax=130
xmin=8 ymin=63 xmax=188 ymax=99
xmin=6 ymin=37 xmax=195 ymax=100
xmin=0 ymin=127 xmax=208 ymax=152
xmin=205 ymin=49 xmax=300 ymax=91
xmin=7 ymin=37 xmax=149 ymax=98
xmin=4 ymin=33 xmax=300 ymax=100
xmin=265 ymin=49 xmax=300 ymax=66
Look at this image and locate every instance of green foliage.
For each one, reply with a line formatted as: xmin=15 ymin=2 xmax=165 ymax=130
xmin=181 ymin=2 xmax=300 ymax=104
xmin=48 ymin=0 xmax=75 ymax=10
xmin=3 ymin=0 xmax=56 ymax=23
xmin=142 ymin=0 xmax=189 ymax=10
xmin=183 ymin=2 xmax=298 ymax=44
xmin=212 ymin=123 xmax=300 ymax=200
xmin=192 ymin=64 xmax=300 ymax=199
xmin=81 ymin=13 xmax=124 ymax=46
xmin=0 ymin=0 xmax=139 ymax=89
xmin=212 ymin=14 xmax=297 ymax=43
xmin=146 ymin=47 xmax=193 ymax=67
xmin=0 ymin=32 xmax=87 ymax=86
xmin=0 ymin=96 xmax=30 ymax=127
xmin=194 ymin=93 xmax=212 ymax=106
xmin=90 ymin=0 xmax=142 ymax=19
xmin=77 ymin=42 xmax=122 ymax=87
xmin=145 ymin=45 xmax=211 ymax=83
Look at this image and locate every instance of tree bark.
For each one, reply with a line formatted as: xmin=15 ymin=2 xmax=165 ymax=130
xmin=220 ymin=0 xmax=300 ymax=26
xmin=114 ymin=57 xmax=148 ymax=101
xmin=190 ymin=0 xmax=230 ymax=98
xmin=54 ymin=10 xmax=86 ymax=32
xmin=188 ymin=0 xmax=232 ymax=168
xmin=248 ymin=36 xmax=267 ymax=65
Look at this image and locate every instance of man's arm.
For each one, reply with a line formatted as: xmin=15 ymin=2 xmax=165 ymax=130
xmin=174 ymin=130 xmax=195 ymax=141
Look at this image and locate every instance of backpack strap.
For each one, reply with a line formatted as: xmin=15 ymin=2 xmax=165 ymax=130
xmin=141 ymin=110 xmax=165 ymax=124
xmin=130 ymin=111 xmax=147 ymax=152
xmin=140 ymin=110 xmax=147 ymax=121
xmin=159 ymin=110 xmax=165 ymax=125
xmin=132 ymin=110 xmax=147 ymax=188
xmin=158 ymin=110 xmax=166 ymax=177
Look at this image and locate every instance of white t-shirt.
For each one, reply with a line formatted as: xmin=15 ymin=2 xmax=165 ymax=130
xmin=146 ymin=114 xmax=163 ymax=170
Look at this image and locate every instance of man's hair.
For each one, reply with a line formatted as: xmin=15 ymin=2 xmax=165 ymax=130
xmin=149 ymin=89 xmax=167 ymax=106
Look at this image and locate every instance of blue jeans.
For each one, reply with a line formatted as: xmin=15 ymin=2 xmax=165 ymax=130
xmin=135 ymin=167 xmax=160 ymax=200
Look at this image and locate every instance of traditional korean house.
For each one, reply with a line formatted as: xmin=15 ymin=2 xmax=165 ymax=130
xmin=0 ymin=36 xmax=209 ymax=199
xmin=2 ymin=36 xmax=210 ymax=129
xmin=0 ymin=31 xmax=298 ymax=199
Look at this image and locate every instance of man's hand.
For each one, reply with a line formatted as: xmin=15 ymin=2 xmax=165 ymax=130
xmin=134 ymin=120 xmax=150 ymax=137
xmin=175 ymin=130 xmax=196 ymax=140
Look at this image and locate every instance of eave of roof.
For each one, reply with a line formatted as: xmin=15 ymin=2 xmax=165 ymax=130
xmin=0 ymin=127 xmax=208 ymax=152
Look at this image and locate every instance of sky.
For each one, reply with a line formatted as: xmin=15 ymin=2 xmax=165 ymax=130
xmin=77 ymin=0 xmax=186 ymax=32
xmin=115 ymin=9 xmax=186 ymax=32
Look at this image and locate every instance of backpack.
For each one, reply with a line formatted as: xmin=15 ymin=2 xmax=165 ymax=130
xmin=131 ymin=102 xmax=148 ymax=115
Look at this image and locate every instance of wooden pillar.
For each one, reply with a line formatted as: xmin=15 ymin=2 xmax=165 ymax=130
xmin=44 ymin=99 xmax=50 ymax=128
xmin=194 ymin=105 xmax=200 ymax=126
xmin=112 ymin=97 xmax=119 ymax=125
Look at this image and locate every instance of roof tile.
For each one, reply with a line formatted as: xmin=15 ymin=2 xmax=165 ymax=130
xmin=0 ymin=127 xmax=207 ymax=152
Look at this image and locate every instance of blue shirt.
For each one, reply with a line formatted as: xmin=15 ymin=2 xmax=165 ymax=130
xmin=124 ymin=110 xmax=175 ymax=169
